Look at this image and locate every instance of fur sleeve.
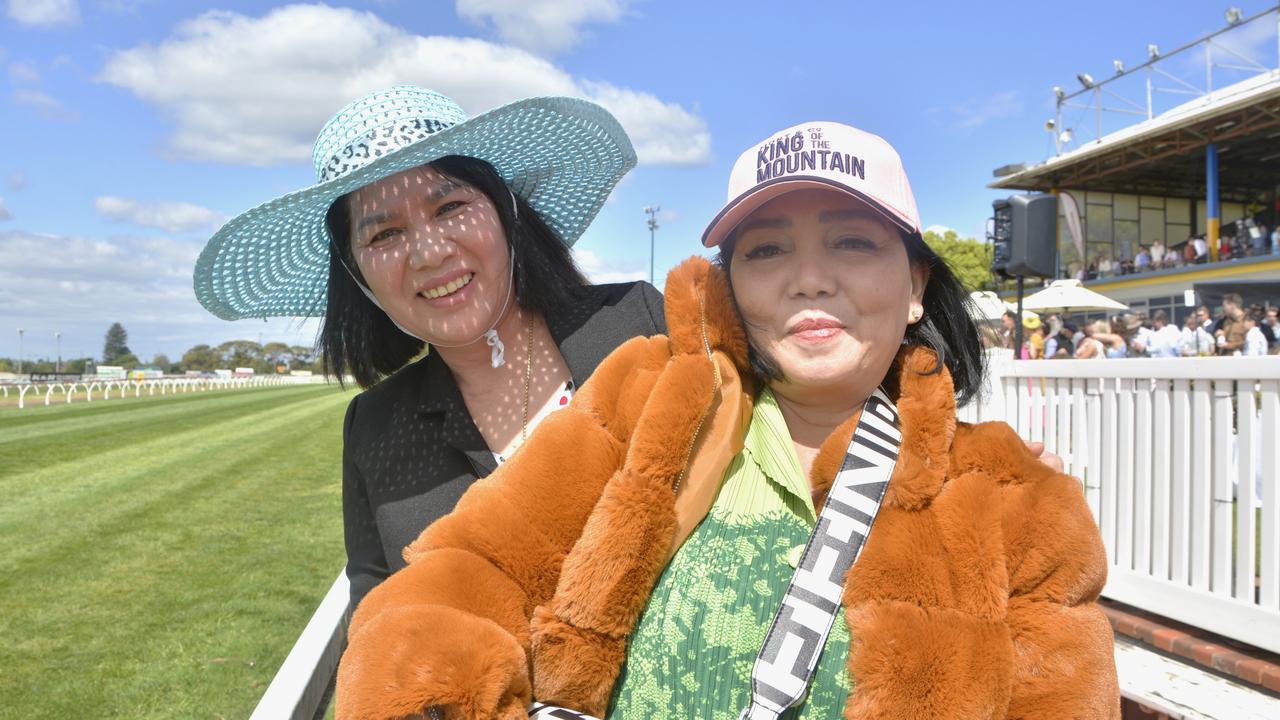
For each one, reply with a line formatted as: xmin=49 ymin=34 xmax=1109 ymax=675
xmin=1002 ymin=467 xmax=1120 ymax=719
xmin=335 ymin=336 xmax=670 ymax=720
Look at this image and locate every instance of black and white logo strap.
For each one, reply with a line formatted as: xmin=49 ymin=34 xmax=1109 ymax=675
xmin=528 ymin=701 xmax=600 ymax=719
xmin=738 ymin=388 xmax=901 ymax=720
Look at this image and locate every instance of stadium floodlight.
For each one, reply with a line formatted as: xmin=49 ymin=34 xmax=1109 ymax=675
xmin=1147 ymin=44 xmax=1160 ymax=59
xmin=1113 ymin=60 xmax=1125 ymax=74
xmin=1059 ymin=129 xmax=1074 ymax=145
xmin=1077 ymin=73 xmax=1095 ymax=89
xmin=1044 ymin=119 xmax=1056 ymax=131
xmin=644 ymin=206 xmax=660 ymax=285
xmin=1053 ymin=86 xmax=1065 ymax=100
xmin=1225 ymin=7 xmax=1242 ymax=25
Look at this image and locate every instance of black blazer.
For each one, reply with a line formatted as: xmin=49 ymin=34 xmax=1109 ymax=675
xmin=342 ymin=281 xmax=666 ymax=609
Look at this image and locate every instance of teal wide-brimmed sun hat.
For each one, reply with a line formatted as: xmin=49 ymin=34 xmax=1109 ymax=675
xmin=194 ymin=85 xmax=636 ymax=320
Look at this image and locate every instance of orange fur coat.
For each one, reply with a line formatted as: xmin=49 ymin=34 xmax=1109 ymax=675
xmin=336 ymin=257 xmax=1119 ymax=719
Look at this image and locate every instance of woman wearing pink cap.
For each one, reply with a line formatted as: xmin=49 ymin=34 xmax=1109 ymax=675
xmin=337 ymin=122 xmax=1119 ymax=719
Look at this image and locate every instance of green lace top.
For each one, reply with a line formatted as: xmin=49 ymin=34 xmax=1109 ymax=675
xmin=607 ymin=388 xmax=851 ymax=719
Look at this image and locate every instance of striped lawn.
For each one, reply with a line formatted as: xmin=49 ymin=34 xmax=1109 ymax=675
xmin=0 ymin=384 xmax=357 ymax=719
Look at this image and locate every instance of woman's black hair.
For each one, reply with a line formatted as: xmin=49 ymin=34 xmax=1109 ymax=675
xmin=715 ymin=221 xmax=987 ymax=407
xmin=320 ymin=155 xmax=589 ymax=388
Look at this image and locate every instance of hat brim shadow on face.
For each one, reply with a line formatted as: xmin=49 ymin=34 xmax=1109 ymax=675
xmin=194 ymin=96 xmax=636 ymax=321
xmin=701 ymin=176 xmax=918 ymax=249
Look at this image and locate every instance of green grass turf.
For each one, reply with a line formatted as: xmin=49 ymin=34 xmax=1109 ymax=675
xmin=0 ymin=384 xmax=357 ymax=719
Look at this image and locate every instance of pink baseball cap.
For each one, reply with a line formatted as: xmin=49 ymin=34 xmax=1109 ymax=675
xmin=701 ymin=121 xmax=922 ymax=247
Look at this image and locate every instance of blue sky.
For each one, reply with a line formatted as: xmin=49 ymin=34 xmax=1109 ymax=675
xmin=1 ymin=0 xmax=1274 ymax=362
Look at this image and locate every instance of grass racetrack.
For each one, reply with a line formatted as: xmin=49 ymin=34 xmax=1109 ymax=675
xmin=0 ymin=383 xmax=356 ymax=719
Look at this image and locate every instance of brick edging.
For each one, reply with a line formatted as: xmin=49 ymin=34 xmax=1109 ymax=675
xmin=1100 ymin=599 xmax=1280 ymax=694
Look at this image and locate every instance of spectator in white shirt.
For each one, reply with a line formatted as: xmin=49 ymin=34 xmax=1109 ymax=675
xmin=1181 ymin=312 xmax=1215 ymax=356
xmin=1196 ymin=305 xmax=1214 ymax=331
xmin=1147 ymin=310 xmax=1182 ymax=358
xmin=1244 ymin=311 xmax=1268 ymax=356
xmin=1150 ymin=240 xmax=1165 ymax=266
xmin=1192 ymin=236 xmax=1209 ymax=263
xmin=1130 ymin=313 xmax=1154 ymax=356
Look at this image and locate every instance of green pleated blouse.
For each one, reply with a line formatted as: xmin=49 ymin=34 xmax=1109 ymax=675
xmin=607 ymin=388 xmax=851 ymax=719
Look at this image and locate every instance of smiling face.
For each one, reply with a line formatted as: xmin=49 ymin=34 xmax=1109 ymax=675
xmin=727 ymin=189 xmax=926 ymax=406
xmin=346 ymin=164 xmax=512 ymax=344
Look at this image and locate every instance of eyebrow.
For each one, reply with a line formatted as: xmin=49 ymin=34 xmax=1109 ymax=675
xmin=818 ymin=208 xmax=872 ymax=224
xmin=424 ymin=179 xmax=462 ymax=204
xmin=736 ymin=216 xmax=790 ymax=235
xmin=354 ymin=212 xmax=390 ymax=233
xmin=353 ymin=180 xmax=465 ymax=233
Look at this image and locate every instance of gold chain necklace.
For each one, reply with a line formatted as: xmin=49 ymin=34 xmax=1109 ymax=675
xmin=520 ymin=313 xmax=534 ymax=444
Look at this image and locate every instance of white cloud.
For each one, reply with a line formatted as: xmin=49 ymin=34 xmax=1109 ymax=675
xmin=942 ymin=90 xmax=1023 ymax=131
xmin=8 ymin=60 xmax=40 ymax=84
xmin=98 ymin=3 xmax=709 ymax=166
xmin=12 ymin=88 xmax=78 ymax=121
xmin=7 ymin=0 xmax=79 ymax=26
xmin=0 ymin=229 xmax=319 ymax=360
xmin=94 ymin=196 xmax=225 ymax=232
xmin=923 ymin=224 xmax=955 ymax=236
xmin=574 ymin=248 xmax=647 ymax=284
xmin=456 ymin=0 xmax=629 ymax=56
xmin=0 ymin=196 xmax=11 ymax=221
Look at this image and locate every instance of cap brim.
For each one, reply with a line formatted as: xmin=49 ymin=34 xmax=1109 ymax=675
xmin=701 ymin=175 xmax=917 ymax=248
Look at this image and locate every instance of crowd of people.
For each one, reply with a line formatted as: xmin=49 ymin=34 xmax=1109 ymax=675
xmin=990 ymin=293 xmax=1280 ymax=359
xmin=1073 ymin=219 xmax=1280 ymax=281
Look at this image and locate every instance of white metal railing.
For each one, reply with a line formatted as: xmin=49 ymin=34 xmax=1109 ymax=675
xmin=0 ymin=374 xmax=328 ymax=409
xmin=250 ymin=573 xmax=349 ymax=720
xmin=962 ymin=351 xmax=1280 ymax=654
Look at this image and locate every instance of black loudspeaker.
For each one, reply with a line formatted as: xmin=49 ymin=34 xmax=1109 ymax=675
xmin=990 ymin=194 xmax=1057 ymax=278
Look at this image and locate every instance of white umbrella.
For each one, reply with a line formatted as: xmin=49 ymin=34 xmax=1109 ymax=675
xmin=969 ymin=291 xmax=1016 ymax=321
xmin=1020 ymin=279 xmax=1129 ymax=314
xmin=970 ymin=291 xmax=1041 ymax=323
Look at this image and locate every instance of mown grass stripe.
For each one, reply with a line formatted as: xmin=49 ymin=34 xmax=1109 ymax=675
xmin=0 ymin=385 xmax=340 ymax=475
xmin=0 ymin=385 xmax=354 ymax=719
xmin=0 ymin=386 xmax=339 ymax=496
xmin=0 ymin=389 xmax=348 ymax=574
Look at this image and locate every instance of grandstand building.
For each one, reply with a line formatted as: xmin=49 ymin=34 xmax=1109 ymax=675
xmin=990 ymin=5 xmax=1280 ymax=320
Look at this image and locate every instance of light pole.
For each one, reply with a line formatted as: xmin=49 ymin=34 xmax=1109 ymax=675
xmin=55 ymin=332 xmax=61 ymax=374
xmin=17 ymin=328 xmax=23 ymax=376
xmin=644 ymin=206 xmax=661 ymax=285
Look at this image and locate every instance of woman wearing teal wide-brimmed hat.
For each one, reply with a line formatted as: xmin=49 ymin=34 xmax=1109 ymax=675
xmin=194 ymin=86 xmax=666 ymax=611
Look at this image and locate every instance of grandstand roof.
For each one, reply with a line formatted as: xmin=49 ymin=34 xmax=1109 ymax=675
xmin=990 ymin=73 xmax=1280 ymax=202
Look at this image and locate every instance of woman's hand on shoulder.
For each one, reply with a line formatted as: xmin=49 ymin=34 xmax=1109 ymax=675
xmin=1023 ymin=440 xmax=1064 ymax=474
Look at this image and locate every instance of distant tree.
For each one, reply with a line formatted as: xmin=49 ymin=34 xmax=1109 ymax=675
xmin=923 ymin=230 xmax=995 ymax=293
xmin=102 ymin=323 xmax=132 ymax=364
xmin=216 ymin=340 xmax=262 ymax=370
xmin=181 ymin=344 xmax=218 ymax=372
xmin=289 ymin=345 xmax=317 ymax=371
xmin=63 ymin=358 xmax=90 ymax=374
xmin=261 ymin=342 xmax=292 ymax=373
xmin=0 ymin=358 xmax=12 ymax=372
xmin=151 ymin=353 xmax=171 ymax=370
xmin=113 ymin=352 xmax=140 ymax=369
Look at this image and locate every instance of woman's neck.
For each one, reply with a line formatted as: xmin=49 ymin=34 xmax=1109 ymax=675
xmin=434 ymin=304 xmax=534 ymax=392
xmin=436 ymin=306 xmax=572 ymax=456
xmin=771 ymin=383 xmax=867 ymax=477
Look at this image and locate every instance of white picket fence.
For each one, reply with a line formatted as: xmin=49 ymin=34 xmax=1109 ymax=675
xmin=962 ymin=351 xmax=1280 ymax=655
xmin=1 ymin=374 xmax=327 ymax=409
